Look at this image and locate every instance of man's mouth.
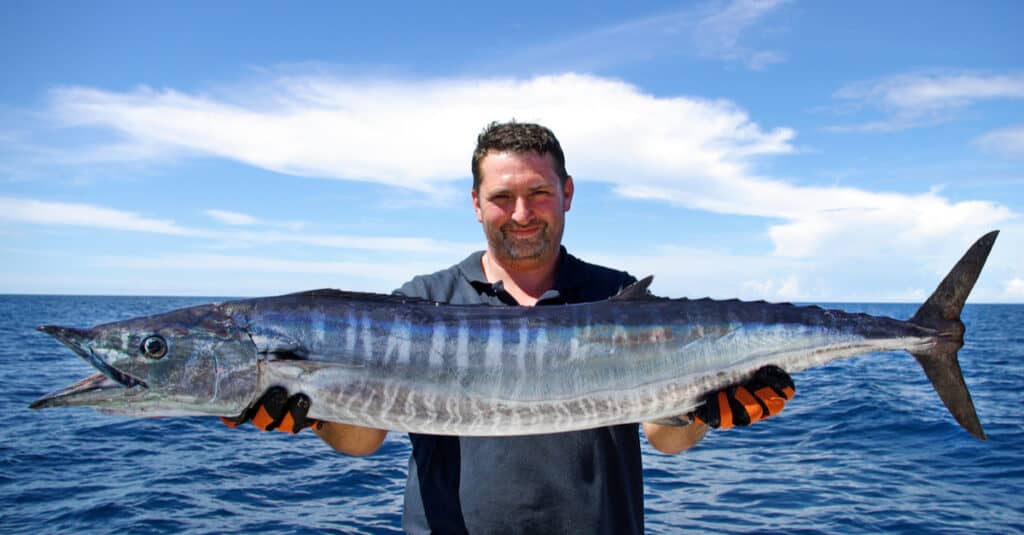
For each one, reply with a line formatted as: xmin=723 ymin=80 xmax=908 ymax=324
xmin=504 ymin=224 xmax=544 ymax=238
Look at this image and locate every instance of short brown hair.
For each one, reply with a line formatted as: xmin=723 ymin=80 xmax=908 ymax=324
xmin=471 ymin=121 xmax=569 ymax=192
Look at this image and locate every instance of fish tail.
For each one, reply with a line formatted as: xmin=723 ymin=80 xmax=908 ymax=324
xmin=907 ymin=231 xmax=998 ymax=440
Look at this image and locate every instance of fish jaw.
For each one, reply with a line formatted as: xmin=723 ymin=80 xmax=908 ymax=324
xmin=28 ymin=371 xmax=218 ymax=416
xmin=29 ymin=372 xmax=143 ymax=409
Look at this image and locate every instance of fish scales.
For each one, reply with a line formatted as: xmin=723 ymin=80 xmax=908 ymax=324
xmin=31 ymin=232 xmax=998 ymax=440
xmin=234 ymin=294 xmax=932 ymax=435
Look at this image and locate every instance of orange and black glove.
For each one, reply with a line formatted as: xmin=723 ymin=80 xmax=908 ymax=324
xmin=690 ymin=365 xmax=795 ymax=429
xmin=221 ymin=386 xmax=323 ymax=433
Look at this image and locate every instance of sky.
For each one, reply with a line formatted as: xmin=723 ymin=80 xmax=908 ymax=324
xmin=1 ymin=0 xmax=1022 ymax=302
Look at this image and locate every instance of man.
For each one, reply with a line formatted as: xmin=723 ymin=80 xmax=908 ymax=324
xmin=231 ymin=121 xmax=794 ymax=534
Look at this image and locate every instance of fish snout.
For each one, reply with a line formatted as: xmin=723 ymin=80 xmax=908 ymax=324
xmin=38 ymin=325 xmax=92 ymax=348
xmin=38 ymin=321 xmax=90 ymax=336
xmin=38 ymin=325 xmax=90 ymax=341
xmin=37 ymin=325 xmax=95 ymax=361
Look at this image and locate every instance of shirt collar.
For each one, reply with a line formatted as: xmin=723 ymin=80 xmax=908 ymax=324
xmin=456 ymin=250 xmax=488 ymax=285
xmin=457 ymin=247 xmax=583 ymax=299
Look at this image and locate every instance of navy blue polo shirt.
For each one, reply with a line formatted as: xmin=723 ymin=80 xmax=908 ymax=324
xmin=395 ymin=248 xmax=643 ymax=535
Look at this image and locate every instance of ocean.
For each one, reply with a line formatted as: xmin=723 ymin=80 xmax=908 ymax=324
xmin=1 ymin=295 xmax=1021 ymax=534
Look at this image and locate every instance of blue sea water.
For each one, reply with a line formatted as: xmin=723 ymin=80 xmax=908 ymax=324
xmin=0 ymin=295 xmax=1021 ymax=534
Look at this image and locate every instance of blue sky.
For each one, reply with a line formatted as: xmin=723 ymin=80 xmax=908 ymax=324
xmin=2 ymin=1 xmax=1022 ymax=302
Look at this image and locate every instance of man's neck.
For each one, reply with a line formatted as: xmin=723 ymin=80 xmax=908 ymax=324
xmin=480 ymin=250 xmax=561 ymax=306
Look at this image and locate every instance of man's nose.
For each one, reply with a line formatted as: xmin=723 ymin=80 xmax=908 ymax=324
xmin=511 ymin=197 xmax=533 ymax=224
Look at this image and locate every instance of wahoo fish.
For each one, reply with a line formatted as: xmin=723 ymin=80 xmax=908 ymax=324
xmin=31 ymin=232 xmax=998 ymax=440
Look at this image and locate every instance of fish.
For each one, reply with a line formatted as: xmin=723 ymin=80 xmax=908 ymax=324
xmin=31 ymin=231 xmax=998 ymax=440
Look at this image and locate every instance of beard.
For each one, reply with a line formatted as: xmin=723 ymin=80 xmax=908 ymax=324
xmin=486 ymin=220 xmax=562 ymax=264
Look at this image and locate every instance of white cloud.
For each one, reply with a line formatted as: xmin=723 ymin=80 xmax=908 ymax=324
xmin=585 ymin=244 xmax=822 ymax=301
xmin=1007 ymin=278 xmax=1024 ymax=298
xmin=840 ymin=73 xmax=1024 ymax=111
xmin=830 ymin=72 xmax=1024 ymax=131
xmin=205 ymin=209 xmax=306 ymax=231
xmin=45 ymin=72 xmax=1015 ymax=260
xmin=231 ymin=229 xmax=475 ymax=254
xmin=0 ymin=196 xmax=474 ymax=254
xmin=761 ymin=191 xmax=1011 ymax=259
xmin=510 ymin=0 xmax=787 ymax=72
xmin=91 ymin=253 xmax=415 ymax=280
xmin=614 ymin=174 xmax=1010 ymax=261
xmin=694 ymin=0 xmax=788 ymax=70
xmin=742 ymin=275 xmax=801 ymax=300
xmin=585 ymin=228 xmax=1020 ymax=304
xmin=975 ymin=124 xmax=1024 ymax=159
xmin=49 ymin=74 xmax=795 ymax=191
xmin=206 ymin=209 xmax=260 ymax=226
xmin=0 ymin=196 xmax=196 ymax=236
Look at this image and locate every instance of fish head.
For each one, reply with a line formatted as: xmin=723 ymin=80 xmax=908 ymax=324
xmin=31 ymin=304 xmax=259 ymax=417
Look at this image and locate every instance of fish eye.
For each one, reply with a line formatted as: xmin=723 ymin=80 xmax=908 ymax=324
xmin=140 ymin=335 xmax=168 ymax=359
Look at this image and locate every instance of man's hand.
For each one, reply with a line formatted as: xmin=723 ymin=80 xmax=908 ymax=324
xmin=691 ymin=365 xmax=795 ymax=429
xmin=221 ymin=386 xmax=323 ymax=433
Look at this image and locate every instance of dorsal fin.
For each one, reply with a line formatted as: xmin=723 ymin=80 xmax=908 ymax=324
xmin=268 ymin=288 xmax=440 ymax=306
xmin=610 ymin=276 xmax=656 ymax=301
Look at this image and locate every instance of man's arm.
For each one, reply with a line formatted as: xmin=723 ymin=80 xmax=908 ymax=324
xmin=643 ymin=421 xmax=708 ymax=454
xmin=315 ymin=422 xmax=388 ymax=456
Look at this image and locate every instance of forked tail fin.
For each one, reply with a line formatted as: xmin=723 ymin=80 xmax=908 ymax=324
xmin=908 ymin=231 xmax=999 ymax=440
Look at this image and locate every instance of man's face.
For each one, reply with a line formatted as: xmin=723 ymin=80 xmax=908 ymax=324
xmin=472 ymin=150 xmax=574 ymax=268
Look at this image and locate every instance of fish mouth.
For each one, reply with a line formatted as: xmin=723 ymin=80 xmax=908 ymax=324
xmin=31 ymin=325 xmax=147 ymax=409
xmin=29 ymin=372 xmax=129 ymax=409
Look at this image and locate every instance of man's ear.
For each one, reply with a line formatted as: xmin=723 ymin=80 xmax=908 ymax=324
xmin=472 ymin=188 xmax=483 ymax=222
xmin=562 ymin=176 xmax=574 ymax=212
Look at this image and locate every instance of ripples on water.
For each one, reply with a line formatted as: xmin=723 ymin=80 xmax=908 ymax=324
xmin=1 ymin=296 xmax=1021 ymax=533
